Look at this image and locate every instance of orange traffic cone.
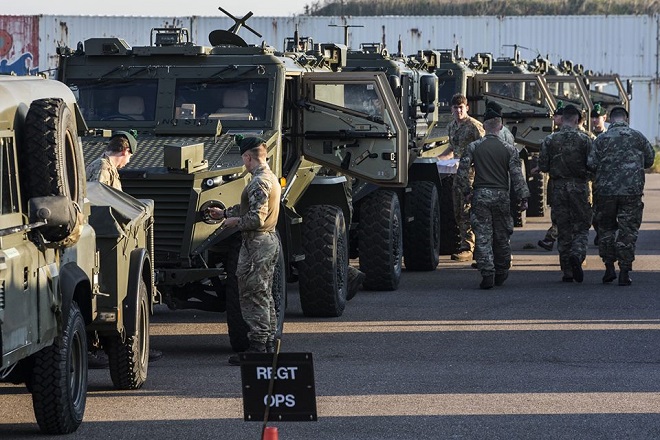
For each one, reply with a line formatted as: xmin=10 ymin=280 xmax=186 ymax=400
xmin=263 ymin=426 xmax=278 ymax=440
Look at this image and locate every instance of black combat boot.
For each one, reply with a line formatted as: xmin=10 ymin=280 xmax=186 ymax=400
xmin=494 ymin=272 xmax=509 ymax=286
xmin=618 ymin=268 xmax=632 ymax=286
xmin=569 ymin=255 xmax=584 ymax=283
xmin=480 ymin=274 xmax=495 ymax=290
xmin=229 ymin=342 xmax=266 ymax=366
xmin=602 ymin=262 xmax=616 ymax=283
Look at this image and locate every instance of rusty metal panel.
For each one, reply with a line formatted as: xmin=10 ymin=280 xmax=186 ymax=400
xmin=0 ymin=15 xmax=39 ymax=75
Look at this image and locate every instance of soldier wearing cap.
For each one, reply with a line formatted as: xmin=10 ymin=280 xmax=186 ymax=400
xmin=86 ymin=130 xmax=137 ymax=191
xmin=206 ymin=136 xmax=281 ymax=364
xmin=441 ymin=93 xmax=485 ymax=262
xmin=457 ymin=105 xmax=529 ymax=289
xmin=539 ymin=104 xmax=593 ymax=283
xmin=587 ymin=106 xmax=655 ymax=286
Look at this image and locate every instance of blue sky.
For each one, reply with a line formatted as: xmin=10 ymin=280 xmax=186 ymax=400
xmin=2 ymin=0 xmax=315 ymax=17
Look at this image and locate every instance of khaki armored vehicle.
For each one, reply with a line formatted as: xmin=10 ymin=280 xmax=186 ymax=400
xmin=56 ymin=11 xmax=409 ymax=352
xmin=0 ymin=74 xmax=155 ymax=434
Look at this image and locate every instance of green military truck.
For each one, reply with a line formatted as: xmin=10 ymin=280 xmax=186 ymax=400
xmin=56 ymin=12 xmax=409 ymax=352
xmin=0 ymin=74 xmax=155 ymax=434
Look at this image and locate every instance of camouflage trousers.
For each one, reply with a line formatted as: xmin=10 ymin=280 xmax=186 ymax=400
xmin=550 ymin=180 xmax=592 ymax=274
xmin=453 ymin=172 xmax=475 ymax=252
xmin=594 ymin=195 xmax=644 ymax=270
xmin=470 ymin=188 xmax=514 ymax=277
xmin=236 ymin=231 xmax=280 ymax=346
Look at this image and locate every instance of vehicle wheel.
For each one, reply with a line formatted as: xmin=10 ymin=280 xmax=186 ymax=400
xmin=404 ymin=181 xmax=440 ymax=271
xmin=526 ymin=155 xmax=546 ymax=217
xmin=298 ymin=205 xmax=348 ymax=317
xmin=106 ymin=279 xmax=149 ymax=390
xmin=21 ymin=98 xmax=85 ymax=241
xmin=31 ymin=302 xmax=87 ymax=434
xmin=359 ymin=190 xmax=402 ymax=291
xmin=272 ymin=234 xmax=287 ymax=338
xmin=225 ymin=235 xmax=250 ymax=352
xmin=439 ymin=177 xmax=460 ymax=255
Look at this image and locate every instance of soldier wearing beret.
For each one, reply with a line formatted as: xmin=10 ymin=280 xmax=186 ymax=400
xmin=539 ymin=104 xmax=593 ymax=283
xmin=442 ymin=93 xmax=485 ymax=262
xmin=86 ymin=130 xmax=137 ymax=191
xmin=590 ymin=103 xmax=608 ymax=137
xmin=587 ymin=106 xmax=655 ymax=285
xmin=207 ymin=136 xmax=281 ymax=364
xmin=457 ymin=106 xmax=529 ymax=289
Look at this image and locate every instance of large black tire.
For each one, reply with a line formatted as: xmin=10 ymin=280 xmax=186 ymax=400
xmin=439 ymin=177 xmax=460 ymax=255
xmin=225 ymin=235 xmax=250 ymax=352
xmin=21 ymin=98 xmax=85 ymax=241
xmin=31 ymin=302 xmax=87 ymax=434
xmin=404 ymin=181 xmax=440 ymax=271
xmin=526 ymin=155 xmax=547 ymax=217
xmin=298 ymin=205 xmax=348 ymax=317
xmin=358 ymin=190 xmax=402 ymax=291
xmin=272 ymin=235 xmax=287 ymax=338
xmin=106 ymin=279 xmax=149 ymax=390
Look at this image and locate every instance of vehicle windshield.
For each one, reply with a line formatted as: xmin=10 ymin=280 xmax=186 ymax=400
xmin=174 ymin=79 xmax=269 ymax=122
xmin=313 ymin=82 xmax=384 ymax=119
xmin=484 ymin=79 xmax=544 ymax=105
xmin=69 ymin=79 xmax=158 ymax=122
xmin=587 ymin=77 xmax=625 ymax=106
xmin=437 ymin=77 xmax=457 ymax=113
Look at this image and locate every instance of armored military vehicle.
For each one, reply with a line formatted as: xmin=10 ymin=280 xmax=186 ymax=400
xmin=340 ymin=42 xmax=445 ymax=283
xmin=56 ymin=11 xmax=409 ymax=351
xmin=0 ymin=74 xmax=154 ymax=434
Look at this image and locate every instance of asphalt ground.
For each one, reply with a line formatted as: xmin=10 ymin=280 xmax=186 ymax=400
xmin=2 ymin=175 xmax=660 ymax=439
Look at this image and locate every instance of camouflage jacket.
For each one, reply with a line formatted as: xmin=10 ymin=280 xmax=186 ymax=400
xmin=457 ymin=134 xmax=530 ymax=201
xmin=447 ymin=116 xmax=485 ymax=159
xmin=538 ymin=126 xmax=593 ymax=181
xmin=227 ymin=163 xmax=281 ymax=232
xmin=587 ymin=121 xmax=656 ymax=196
xmin=86 ymin=153 xmax=122 ymax=190
xmin=499 ymin=125 xmax=515 ymax=146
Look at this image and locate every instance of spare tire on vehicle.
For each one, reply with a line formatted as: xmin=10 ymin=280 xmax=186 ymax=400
xmin=20 ymin=98 xmax=86 ymax=242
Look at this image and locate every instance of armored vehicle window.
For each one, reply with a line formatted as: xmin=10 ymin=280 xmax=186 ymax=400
xmin=174 ymin=80 xmax=268 ymax=122
xmin=547 ymin=80 xmax=583 ymax=104
xmin=1 ymin=137 xmax=18 ymax=214
xmin=313 ymin=82 xmax=384 ymax=118
xmin=485 ymin=80 xmax=543 ymax=106
xmin=589 ymin=79 xmax=624 ymax=105
xmin=69 ymin=80 xmax=158 ymax=122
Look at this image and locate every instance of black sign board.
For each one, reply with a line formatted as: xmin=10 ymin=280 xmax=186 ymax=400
xmin=240 ymin=352 xmax=317 ymax=422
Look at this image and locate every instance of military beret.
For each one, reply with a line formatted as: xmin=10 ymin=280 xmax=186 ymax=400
xmin=486 ymin=100 xmax=503 ymax=114
xmin=111 ymin=130 xmax=137 ymax=154
xmin=234 ymin=135 xmax=266 ymax=154
xmin=590 ymin=103 xmax=606 ymax=118
xmin=609 ymin=106 xmax=629 ymax=119
xmin=562 ymin=104 xmax=580 ymax=117
xmin=483 ymin=108 xmax=501 ymax=122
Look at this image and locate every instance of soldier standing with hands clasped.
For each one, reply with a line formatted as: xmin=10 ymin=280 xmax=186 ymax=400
xmin=587 ymin=107 xmax=655 ymax=286
xmin=456 ymin=105 xmax=529 ymax=289
xmin=539 ymin=104 xmax=593 ymax=283
xmin=206 ymin=136 xmax=281 ymax=365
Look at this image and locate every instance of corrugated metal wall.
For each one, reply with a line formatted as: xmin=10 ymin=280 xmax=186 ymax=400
xmin=2 ymin=14 xmax=659 ymax=141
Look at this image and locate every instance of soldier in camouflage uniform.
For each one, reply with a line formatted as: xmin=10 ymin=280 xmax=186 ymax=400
xmin=443 ymin=93 xmax=485 ymax=262
xmin=587 ymin=107 xmax=655 ymax=286
xmin=590 ymin=103 xmax=608 ymax=137
xmin=85 ymin=130 xmax=137 ymax=190
xmin=207 ymin=136 xmax=281 ymax=364
xmin=539 ymin=105 xmax=593 ymax=283
xmin=457 ymin=106 xmax=529 ymax=289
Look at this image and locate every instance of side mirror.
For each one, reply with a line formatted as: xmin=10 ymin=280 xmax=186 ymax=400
xmin=420 ymin=74 xmax=437 ymax=106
